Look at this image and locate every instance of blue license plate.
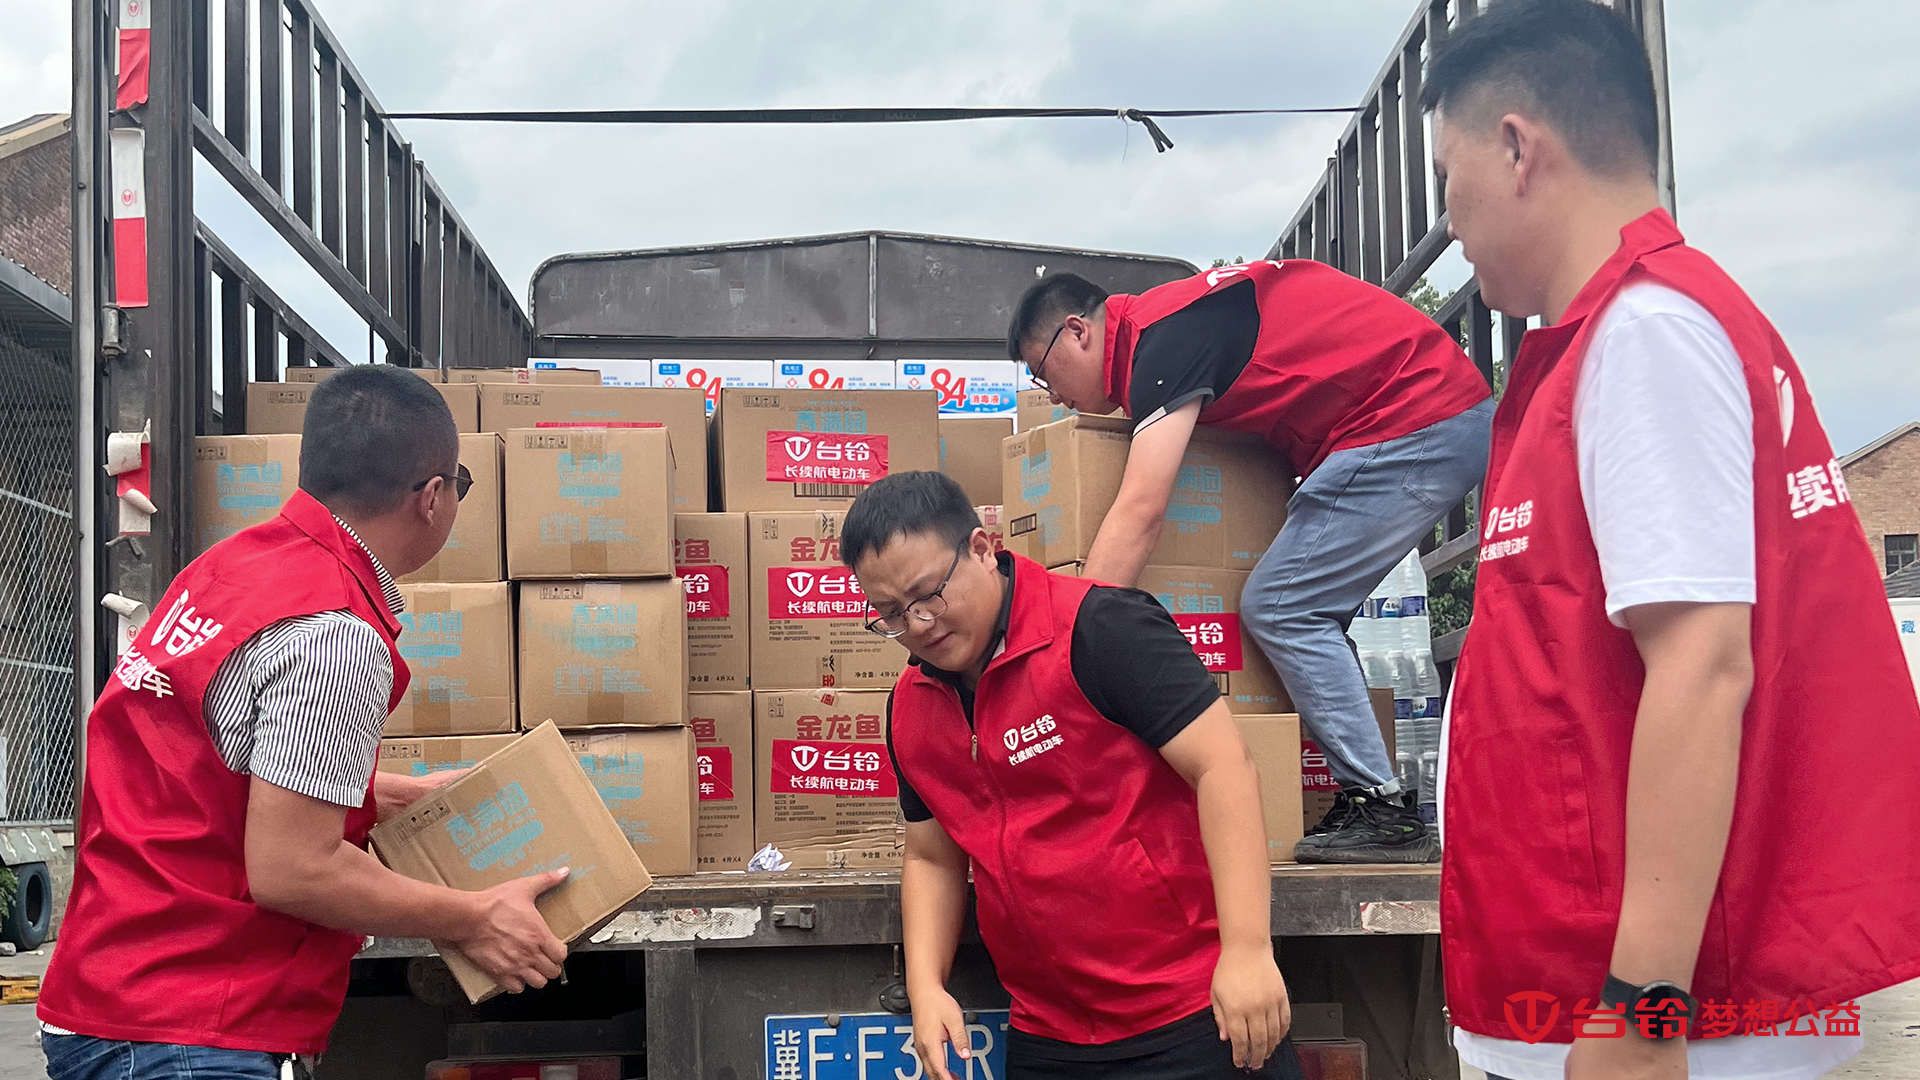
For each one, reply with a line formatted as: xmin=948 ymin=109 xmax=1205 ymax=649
xmin=765 ymin=1010 xmax=1011 ymax=1080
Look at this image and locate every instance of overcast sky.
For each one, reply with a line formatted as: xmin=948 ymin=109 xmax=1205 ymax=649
xmin=3 ymin=0 xmax=1915 ymax=453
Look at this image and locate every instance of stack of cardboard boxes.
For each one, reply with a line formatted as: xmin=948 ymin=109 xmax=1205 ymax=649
xmin=191 ymin=366 xmax=1341 ymax=880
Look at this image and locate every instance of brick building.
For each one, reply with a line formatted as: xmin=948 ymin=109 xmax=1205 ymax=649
xmin=1841 ymin=421 xmax=1920 ymax=578
xmin=0 ymin=113 xmax=72 ymax=297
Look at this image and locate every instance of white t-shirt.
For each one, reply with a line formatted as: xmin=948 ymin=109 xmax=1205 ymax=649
xmin=1446 ymin=283 xmax=1863 ymax=1080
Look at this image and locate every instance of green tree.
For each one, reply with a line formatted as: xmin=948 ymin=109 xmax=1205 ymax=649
xmin=1209 ymin=256 xmax=1247 ymax=268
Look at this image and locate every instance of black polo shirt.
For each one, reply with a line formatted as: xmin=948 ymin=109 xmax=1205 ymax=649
xmin=885 ymin=553 xmax=1221 ymax=823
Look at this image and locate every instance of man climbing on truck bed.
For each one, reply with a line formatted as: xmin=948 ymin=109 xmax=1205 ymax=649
xmin=1007 ymin=260 xmax=1491 ymax=862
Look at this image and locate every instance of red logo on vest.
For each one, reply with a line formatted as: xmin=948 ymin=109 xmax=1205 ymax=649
xmin=1504 ymin=991 xmax=1561 ymax=1044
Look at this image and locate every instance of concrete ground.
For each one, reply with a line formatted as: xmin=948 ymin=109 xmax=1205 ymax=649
xmin=4 ymin=944 xmax=1917 ymax=1080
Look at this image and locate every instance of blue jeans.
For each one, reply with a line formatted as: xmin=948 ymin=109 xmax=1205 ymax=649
xmin=1242 ymin=398 xmax=1494 ymax=789
xmin=41 ymin=1032 xmax=285 ymax=1080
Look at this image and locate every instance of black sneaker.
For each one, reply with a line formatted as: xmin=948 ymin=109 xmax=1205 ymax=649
xmin=1292 ymin=786 xmax=1438 ymax=864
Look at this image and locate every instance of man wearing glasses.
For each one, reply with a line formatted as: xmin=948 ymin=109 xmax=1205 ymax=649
xmin=844 ymin=471 xmax=1302 ymax=1080
xmin=40 ymin=366 xmax=566 ymax=1080
xmin=1007 ymin=264 xmax=1491 ymax=863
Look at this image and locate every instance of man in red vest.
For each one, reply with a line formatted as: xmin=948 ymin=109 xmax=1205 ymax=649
xmin=1007 ymin=258 xmax=1492 ymax=864
xmin=845 ymin=471 xmax=1300 ymax=1079
xmin=1425 ymin=3 xmax=1920 ymax=1079
xmin=39 ymin=366 xmax=568 ymax=1079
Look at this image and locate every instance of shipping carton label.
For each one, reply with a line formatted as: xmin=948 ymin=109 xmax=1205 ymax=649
xmin=898 ymin=361 xmax=1020 ymax=415
xmin=210 ymin=460 xmax=288 ymax=512
xmin=697 ymin=746 xmax=734 ymax=801
xmin=766 ymin=567 xmax=869 ymax=619
xmin=770 ymin=739 xmax=896 ymax=797
xmin=1171 ymin=614 xmax=1244 ymax=672
xmin=397 ymin=610 xmax=479 ymax=706
xmin=679 ymin=565 xmax=730 ymax=618
xmin=1301 ymin=740 xmax=1339 ymax=792
xmin=764 ymin=431 xmax=890 ymax=486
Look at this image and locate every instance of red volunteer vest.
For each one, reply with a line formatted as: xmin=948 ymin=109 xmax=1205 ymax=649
xmin=1442 ymin=210 xmax=1920 ymax=1042
xmin=1102 ymin=260 xmax=1489 ymax=477
xmin=890 ymin=555 xmax=1219 ymax=1044
xmin=40 ymin=490 xmax=409 ymax=1055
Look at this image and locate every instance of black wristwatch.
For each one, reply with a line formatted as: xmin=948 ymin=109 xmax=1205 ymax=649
xmin=1601 ymin=974 xmax=1695 ymax=1040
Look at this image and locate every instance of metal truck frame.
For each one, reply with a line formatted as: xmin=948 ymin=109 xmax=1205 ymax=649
xmin=65 ymin=1 xmax=1671 ymax=1077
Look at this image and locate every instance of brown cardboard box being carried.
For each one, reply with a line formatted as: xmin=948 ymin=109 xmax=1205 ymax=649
xmin=518 ymin=579 xmax=689 ymax=730
xmin=1015 ymin=387 xmax=1119 ymax=432
xmin=754 ymin=689 xmax=903 ymax=870
xmin=246 ymin=380 xmax=479 ymax=434
xmin=1301 ymin=689 xmax=1398 ymax=833
xmin=387 ymin=582 xmax=517 ymax=737
xmin=402 ymin=433 xmax=505 ymax=584
xmin=691 ymin=691 xmax=753 ymax=871
xmin=1058 ymin=564 xmax=1292 ymax=715
xmin=479 ymin=385 xmax=707 ymax=511
xmin=1232 ymin=714 xmax=1304 ymax=864
xmin=714 ymin=387 xmax=939 ymax=512
xmin=503 ymin=427 xmax=674 ymax=579
xmin=675 ymin=513 xmax=749 ymax=690
xmin=449 ymin=367 xmax=603 ymax=385
xmin=748 ymin=512 xmax=909 ymax=690
xmin=369 ymin=722 xmax=652 ymax=1003
xmin=286 ymin=365 xmax=440 ymax=383
xmin=377 ymin=734 xmax=518 ymax=777
xmin=192 ymin=435 xmax=301 ymax=555
xmin=938 ymin=416 xmax=1013 ymax=506
xmin=564 ymin=727 xmax=698 ymax=878
xmin=1002 ymin=415 xmax=1291 ymax=571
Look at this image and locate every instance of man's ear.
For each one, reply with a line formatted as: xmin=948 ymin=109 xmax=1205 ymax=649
xmin=1502 ymin=113 xmax=1542 ymax=197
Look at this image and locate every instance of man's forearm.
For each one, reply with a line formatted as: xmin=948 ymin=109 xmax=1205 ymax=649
xmin=1195 ymin=754 xmax=1274 ymax=952
xmin=254 ymin=838 xmax=485 ymax=942
xmin=1082 ymin=500 xmax=1163 ymax=586
xmin=1611 ymin=607 xmax=1751 ymax=987
xmin=901 ymin=854 xmax=969 ymax=995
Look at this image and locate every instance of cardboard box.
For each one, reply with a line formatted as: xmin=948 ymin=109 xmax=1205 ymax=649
xmin=504 ymin=427 xmax=675 ymax=579
xmin=369 ymin=722 xmax=651 ymax=1003
xmin=401 ymin=433 xmax=505 ymax=584
xmin=518 ymin=579 xmax=689 ymax=729
xmin=715 ymin=388 xmax=939 ymax=512
xmin=387 ymin=582 xmax=517 ymax=737
xmin=1135 ymin=565 xmax=1291 ymax=714
xmin=533 ymin=359 xmax=651 ymax=387
xmin=691 ymin=691 xmax=753 ymax=871
xmin=1016 ymin=387 xmax=1118 ymax=431
xmin=433 ymin=382 xmax=481 ymax=432
xmin=754 ymin=689 xmax=903 ymax=870
xmin=1232 ymin=714 xmax=1304 ymax=864
xmin=192 ymin=435 xmax=301 ymax=555
xmin=939 ymin=416 xmax=1013 ymax=506
xmin=749 ymin=512 xmax=909 ymax=689
xmin=479 ymin=385 xmax=707 ymax=511
xmin=676 ymin=513 xmax=749 ymax=690
xmin=447 ymin=367 xmax=604 ymax=385
xmin=376 ymin=734 xmax=518 ymax=777
xmin=1002 ymin=415 xmax=1291 ymax=572
xmin=896 ymin=360 xmax=1020 ymax=415
xmin=775 ymin=361 xmax=896 ymax=391
xmin=976 ymin=505 xmax=1006 ymax=553
xmin=653 ymin=360 xmax=775 ymax=414
xmin=246 ymin=381 xmax=479 ymax=434
xmin=285 ymin=365 xmax=440 ymax=383
xmin=1301 ymin=689 xmax=1398 ymax=832
xmin=564 ymin=727 xmax=697 ymax=878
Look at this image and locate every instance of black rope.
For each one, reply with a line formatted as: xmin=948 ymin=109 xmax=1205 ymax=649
xmin=378 ymin=105 xmax=1356 ymax=153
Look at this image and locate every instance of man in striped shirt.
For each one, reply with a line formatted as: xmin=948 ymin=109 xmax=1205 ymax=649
xmin=41 ymin=367 xmax=564 ymax=1080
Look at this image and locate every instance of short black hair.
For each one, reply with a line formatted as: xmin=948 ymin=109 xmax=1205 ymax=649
xmin=841 ymin=471 xmax=982 ymax=568
xmin=1421 ymin=0 xmax=1659 ymax=179
xmin=1007 ymin=273 xmax=1110 ymax=363
xmin=298 ymin=365 xmax=459 ymax=515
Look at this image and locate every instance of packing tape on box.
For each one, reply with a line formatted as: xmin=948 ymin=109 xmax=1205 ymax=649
xmin=403 ymin=587 xmax=462 ymax=735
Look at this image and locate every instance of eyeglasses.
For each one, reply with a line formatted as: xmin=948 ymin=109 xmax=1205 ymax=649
xmin=412 ymin=462 xmax=473 ymax=501
xmin=863 ymin=546 xmax=966 ymax=638
xmin=1028 ymin=311 xmax=1085 ymax=391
